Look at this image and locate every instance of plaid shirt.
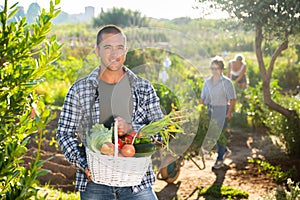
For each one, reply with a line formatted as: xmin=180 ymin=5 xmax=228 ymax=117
xmin=56 ymin=66 xmax=164 ymax=192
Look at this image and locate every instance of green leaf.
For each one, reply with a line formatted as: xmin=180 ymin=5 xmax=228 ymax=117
xmin=7 ymin=8 xmax=18 ymax=19
xmin=37 ymin=169 xmax=51 ymax=176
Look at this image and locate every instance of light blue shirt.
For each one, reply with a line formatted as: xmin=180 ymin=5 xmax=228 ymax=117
xmin=201 ymin=74 xmax=236 ymax=106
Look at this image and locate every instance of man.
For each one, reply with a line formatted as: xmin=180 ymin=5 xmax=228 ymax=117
xmin=200 ymin=56 xmax=236 ymax=169
xmin=56 ymin=24 xmax=163 ymax=200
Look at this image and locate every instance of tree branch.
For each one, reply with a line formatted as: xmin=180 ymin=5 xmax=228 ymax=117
xmin=255 ymin=25 xmax=267 ymax=81
xmin=255 ymin=25 xmax=297 ymax=119
xmin=268 ymin=40 xmax=288 ymax=78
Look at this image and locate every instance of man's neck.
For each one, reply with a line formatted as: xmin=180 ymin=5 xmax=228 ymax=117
xmin=99 ymin=66 xmax=125 ymax=84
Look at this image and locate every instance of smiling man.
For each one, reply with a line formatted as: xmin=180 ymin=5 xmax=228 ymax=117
xmin=56 ymin=24 xmax=164 ymax=200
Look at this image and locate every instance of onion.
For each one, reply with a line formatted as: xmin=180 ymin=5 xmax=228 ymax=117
xmin=100 ymin=142 xmax=115 ymax=156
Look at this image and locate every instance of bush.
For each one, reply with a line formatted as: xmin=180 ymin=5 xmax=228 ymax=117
xmin=0 ymin=0 xmax=61 ymax=199
xmin=273 ymin=62 xmax=300 ymax=91
xmin=246 ymin=81 xmax=300 ymax=157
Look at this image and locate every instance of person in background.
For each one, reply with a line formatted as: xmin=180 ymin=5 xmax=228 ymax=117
xmin=56 ymin=24 xmax=164 ymax=200
xmin=200 ymin=56 xmax=236 ymax=169
xmin=227 ymin=54 xmax=248 ymax=89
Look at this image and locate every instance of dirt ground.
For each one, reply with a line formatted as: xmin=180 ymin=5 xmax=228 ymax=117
xmin=153 ymin=128 xmax=298 ymax=200
xmin=25 ymin=110 xmax=300 ymax=199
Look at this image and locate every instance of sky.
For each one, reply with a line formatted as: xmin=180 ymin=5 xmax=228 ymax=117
xmin=7 ymin=0 xmax=227 ymax=19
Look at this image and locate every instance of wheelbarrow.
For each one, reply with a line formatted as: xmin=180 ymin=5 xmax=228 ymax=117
xmin=157 ymin=150 xmax=206 ymax=183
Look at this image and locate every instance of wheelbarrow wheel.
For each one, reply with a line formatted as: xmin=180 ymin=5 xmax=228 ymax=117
xmin=157 ymin=156 xmax=182 ymax=183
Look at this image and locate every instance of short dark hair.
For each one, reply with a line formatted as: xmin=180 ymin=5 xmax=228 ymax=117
xmin=211 ymin=56 xmax=225 ymax=69
xmin=96 ymin=24 xmax=126 ymax=46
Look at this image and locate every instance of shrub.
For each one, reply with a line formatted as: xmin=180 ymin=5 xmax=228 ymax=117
xmin=0 ymin=0 xmax=61 ymax=199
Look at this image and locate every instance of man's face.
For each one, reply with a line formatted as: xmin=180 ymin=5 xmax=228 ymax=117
xmin=210 ymin=63 xmax=222 ymax=76
xmin=96 ymin=33 xmax=127 ymax=71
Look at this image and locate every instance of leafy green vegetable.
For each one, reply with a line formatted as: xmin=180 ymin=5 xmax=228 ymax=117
xmin=139 ymin=110 xmax=185 ymax=150
xmin=86 ymin=124 xmax=112 ymax=153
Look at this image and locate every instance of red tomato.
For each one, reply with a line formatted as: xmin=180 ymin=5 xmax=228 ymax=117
xmin=123 ymin=131 xmax=136 ymax=144
xmin=124 ymin=136 xmax=133 ymax=144
xmin=121 ymin=144 xmax=135 ymax=157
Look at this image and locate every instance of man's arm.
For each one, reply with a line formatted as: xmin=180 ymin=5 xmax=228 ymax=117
xmin=56 ymin=85 xmax=88 ymax=171
xmin=226 ymin=99 xmax=235 ymax=120
xmin=200 ymin=99 xmax=205 ymax=104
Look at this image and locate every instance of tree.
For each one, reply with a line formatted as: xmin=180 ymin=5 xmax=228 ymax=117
xmin=0 ymin=0 xmax=61 ymax=199
xmin=93 ymin=7 xmax=149 ymax=28
xmin=196 ymin=0 xmax=300 ymax=156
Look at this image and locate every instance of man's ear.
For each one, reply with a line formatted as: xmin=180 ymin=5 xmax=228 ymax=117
xmin=95 ymin=45 xmax=100 ymax=57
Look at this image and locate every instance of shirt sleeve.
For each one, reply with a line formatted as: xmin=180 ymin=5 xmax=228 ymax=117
xmin=147 ymin=84 xmax=164 ymax=142
xmin=132 ymin=80 xmax=164 ymax=142
xmin=56 ymin=85 xmax=88 ymax=171
xmin=225 ymin=80 xmax=237 ymax=100
xmin=201 ymin=81 xmax=208 ymax=101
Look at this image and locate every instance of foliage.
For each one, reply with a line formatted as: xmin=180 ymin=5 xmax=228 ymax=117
xmin=244 ymin=58 xmax=261 ymax=88
xmin=195 ymin=0 xmax=300 ymax=158
xmin=153 ymin=83 xmax=180 ymax=114
xmin=198 ymin=0 xmax=300 ymax=39
xmin=273 ymin=179 xmax=300 ymax=200
xmin=93 ymin=7 xmax=150 ymax=28
xmin=245 ymin=84 xmax=266 ymax=128
xmin=186 ymin=104 xmax=209 ymax=154
xmin=0 ymin=0 xmax=61 ymax=199
xmin=248 ymin=158 xmax=295 ymax=183
xmin=38 ymin=23 xmax=100 ymax=106
xmin=273 ymin=62 xmax=300 ymax=91
xmin=198 ymin=184 xmax=249 ymax=199
xmin=36 ymin=186 xmax=79 ymax=200
xmin=246 ymin=81 xmax=300 ymax=157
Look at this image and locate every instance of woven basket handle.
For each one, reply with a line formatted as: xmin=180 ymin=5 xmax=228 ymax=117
xmin=114 ymin=120 xmax=118 ymax=157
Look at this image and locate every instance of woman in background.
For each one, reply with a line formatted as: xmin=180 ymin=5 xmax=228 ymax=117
xmin=227 ymin=54 xmax=247 ymax=89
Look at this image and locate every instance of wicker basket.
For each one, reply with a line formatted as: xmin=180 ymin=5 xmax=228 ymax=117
xmin=86 ymin=121 xmax=151 ymax=186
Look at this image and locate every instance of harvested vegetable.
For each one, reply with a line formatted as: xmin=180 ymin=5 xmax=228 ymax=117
xmin=138 ymin=110 xmax=185 ymax=150
xmin=120 ymin=144 xmax=135 ymax=157
xmin=134 ymin=143 xmax=156 ymax=157
xmin=100 ymin=142 xmax=115 ymax=156
xmin=86 ymin=124 xmax=112 ymax=153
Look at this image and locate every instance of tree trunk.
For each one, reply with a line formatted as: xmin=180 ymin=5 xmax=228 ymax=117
xmin=255 ymin=25 xmax=299 ymax=120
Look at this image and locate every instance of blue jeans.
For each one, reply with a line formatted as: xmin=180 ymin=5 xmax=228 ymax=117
xmin=216 ymin=142 xmax=228 ymax=161
xmin=80 ymin=182 xmax=158 ymax=200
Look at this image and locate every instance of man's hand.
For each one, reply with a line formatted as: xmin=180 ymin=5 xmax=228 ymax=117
xmin=226 ymin=112 xmax=233 ymax=120
xmin=115 ymin=116 xmax=132 ymax=136
xmin=85 ymin=167 xmax=91 ymax=181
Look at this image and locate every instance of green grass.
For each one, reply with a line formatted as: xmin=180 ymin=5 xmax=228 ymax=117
xmin=198 ymin=184 xmax=249 ymax=199
xmin=248 ymin=158 xmax=295 ymax=183
xmin=35 ymin=186 xmax=80 ymax=200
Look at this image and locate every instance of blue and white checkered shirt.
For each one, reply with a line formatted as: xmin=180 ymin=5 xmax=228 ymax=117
xmin=56 ymin=66 xmax=164 ymax=192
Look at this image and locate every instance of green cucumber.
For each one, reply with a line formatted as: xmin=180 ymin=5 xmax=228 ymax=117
xmin=133 ymin=137 xmax=151 ymax=144
xmin=134 ymin=143 xmax=156 ymax=157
